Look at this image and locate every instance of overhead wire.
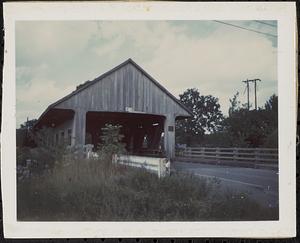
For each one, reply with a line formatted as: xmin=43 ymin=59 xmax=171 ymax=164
xmin=253 ymin=20 xmax=277 ymax=28
xmin=213 ymin=20 xmax=277 ymax=38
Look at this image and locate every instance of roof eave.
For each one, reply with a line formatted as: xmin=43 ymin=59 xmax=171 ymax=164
xmin=35 ymin=58 xmax=193 ymax=127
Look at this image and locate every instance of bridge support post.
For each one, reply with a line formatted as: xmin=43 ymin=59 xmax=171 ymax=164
xmin=72 ymin=108 xmax=86 ymax=146
xmin=164 ymin=115 xmax=175 ymax=159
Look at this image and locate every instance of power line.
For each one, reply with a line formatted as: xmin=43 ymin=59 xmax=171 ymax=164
xmin=254 ymin=20 xmax=277 ymax=28
xmin=242 ymin=79 xmax=261 ymax=110
xmin=213 ymin=20 xmax=277 ymax=38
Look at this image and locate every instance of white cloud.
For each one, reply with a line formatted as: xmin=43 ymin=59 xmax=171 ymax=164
xmin=141 ymin=23 xmax=277 ymax=114
xmin=94 ymin=35 xmax=125 ymax=57
xmin=93 ymin=21 xmax=276 ymax=114
xmin=17 ymin=78 xmax=72 ymax=104
xmin=16 ymin=20 xmax=277 ymax=125
xmin=16 ymin=77 xmax=74 ymax=125
xmin=16 ymin=21 xmax=99 ymax=65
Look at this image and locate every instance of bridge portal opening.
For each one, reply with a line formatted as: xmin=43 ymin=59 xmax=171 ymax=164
xmin=85 ymin=111 xmax=165 ymax=157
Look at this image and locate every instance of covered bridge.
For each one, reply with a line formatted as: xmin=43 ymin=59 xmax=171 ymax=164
xmin=34 ymin=59 xmax=192 ymax=159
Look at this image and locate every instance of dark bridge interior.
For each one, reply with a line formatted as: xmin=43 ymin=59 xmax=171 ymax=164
xmin=86 ymin=111 xmax=165 ymax=156
xmin=34 ymin=108 xmax=75 ymax=129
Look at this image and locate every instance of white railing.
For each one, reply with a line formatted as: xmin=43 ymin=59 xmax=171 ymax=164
xmin=175 ymin=147 xmax=278 ymax=167
xmin=82 ymin=145 xmax=170 ymax=177
xmin=112 ymin=154 xmax=170 ymax=178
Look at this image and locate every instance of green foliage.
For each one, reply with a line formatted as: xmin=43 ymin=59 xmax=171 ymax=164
xmin=223 ymin=93 xmax=278 ymax=147
xmin=265 ymin=94 xmax=278 ymax=112
xmin=197 ymin=132 xmax=237 ymax=147
xmin=225 ymin=109 xmax=266 ymax=147
xmin=228 ymin=92 xmax=249 ymax=116
xmin=176 ymin=88 xmax=224 ymax=145
xmin=263 ymin=129 xmax=278 ymax=148
xmin=97 ymin=124 xmax=127 ymax=172
xmin=33 ymin=127 xmax=68 ymax=164
xmin=98 ymin=124 xmax=126 ymax=157
xmin=263 ymin=94 xmax=278 ymax=137
xmin=17 ymin=119 xmax=38 ymax=147
xmin=17 ymin=127 xmax=70 ymax=176
xmin=20 ymin=119 xmax=37 ymax=129
xmin=17 ymin=158 xmax=278 ymax=221
xmin=185 ymin=93 xmax=278 ymax=148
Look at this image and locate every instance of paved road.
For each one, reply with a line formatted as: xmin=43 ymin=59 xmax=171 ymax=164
xmin=174 ymin=161 xmax=279 ymax=208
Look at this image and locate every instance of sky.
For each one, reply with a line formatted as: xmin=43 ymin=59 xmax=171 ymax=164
xmin=16 ymin=20 xmax=277 ymax=127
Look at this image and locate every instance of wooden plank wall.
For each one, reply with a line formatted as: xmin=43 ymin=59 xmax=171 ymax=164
xmin=55 ymin=62 xmax=189 ymax=118
xmin=52 ymin=62 xmax=191 ymax=158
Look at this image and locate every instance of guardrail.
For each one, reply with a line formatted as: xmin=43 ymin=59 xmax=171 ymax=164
xmin=175 ymin=147 xmax=278 ymax=168
xmin=112 ymin=154 xmax=170 ymax=178
xmin=81 ymin=145 xmax=170 ymax=177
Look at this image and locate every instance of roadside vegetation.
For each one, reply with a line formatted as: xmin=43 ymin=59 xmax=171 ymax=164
xmin=176 ymin=89 xmax=278 ymax=148
xmin=17 ymin=157 xmax=278 ymax=221
xmin=17 ymin=125 xmax=278 ymax=221
xmin=16 ymin=88 xmax=279 ymax=221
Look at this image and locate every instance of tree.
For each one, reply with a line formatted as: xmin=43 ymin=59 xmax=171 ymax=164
xmin=262 ymin=94 xmax=278 ymax=147
xmin=228 ymin=92 xmax=241 ymax=116
xmin=20 ymin=118 xmax=37 ymax=130
xmin=17 ymin=118 xmax=38 ymax=147
xmin=226 ymin=109 xmax=268 ymax=147
xmin=176 ymin=88 xmax=224 ymax=145
xmin=224 ymin=93 xmax=278 ymax=147
xmin=97 ymin=124 xmax=126 ymax=172
xmin=265 ymin=94 xmax=278 ymax=112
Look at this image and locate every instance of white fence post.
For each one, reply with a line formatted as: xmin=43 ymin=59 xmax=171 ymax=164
xmin=216 ymin=147 xmax=220 ymax=164
xmin=254 ymin=148 xmax=259 ymax=167
xmin=200 ymin=147 xmax=204 ymax=160
xmin=233 ymin=148 xmax=237 ymax=162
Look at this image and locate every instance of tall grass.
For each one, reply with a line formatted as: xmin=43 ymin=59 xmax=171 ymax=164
xmin=17 ymin=158 xmax=278 ymax=221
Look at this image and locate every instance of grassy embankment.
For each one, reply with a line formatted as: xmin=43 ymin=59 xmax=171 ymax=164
xmin=17 ymin=157 xmax=278 ymax=221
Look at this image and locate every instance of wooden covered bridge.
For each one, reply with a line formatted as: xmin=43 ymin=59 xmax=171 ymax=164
xmin=34 ymin=59 xmax=192 ymax=159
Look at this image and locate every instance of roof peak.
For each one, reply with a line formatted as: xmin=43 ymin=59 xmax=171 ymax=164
xmin=35 ymin=58 xmax=192 ymax=126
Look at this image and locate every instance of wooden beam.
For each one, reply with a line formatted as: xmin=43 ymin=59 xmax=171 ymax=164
xmin=72 ymin=109 xmax=86 ymax=146
xmin=164 ymin=115 xmax=175 ymax=159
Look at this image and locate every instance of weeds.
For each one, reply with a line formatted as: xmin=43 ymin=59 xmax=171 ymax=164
xmin=17 ymin=157 xmax=278 ymax=221
xmin=17 ymin=123 xmax=278 ymax=221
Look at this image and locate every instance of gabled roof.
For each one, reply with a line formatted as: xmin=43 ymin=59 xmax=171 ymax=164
xmin=36 ymin=59 xmax=193 ymax=126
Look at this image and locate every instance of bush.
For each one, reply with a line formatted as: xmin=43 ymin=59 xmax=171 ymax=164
xmin=263 ymin=129 xmax=278 ymax=148
xmin=96 ymin=124 xmax=127 ymax=175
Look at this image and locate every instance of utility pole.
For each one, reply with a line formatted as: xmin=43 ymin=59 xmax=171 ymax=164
xmin=252 ymin=79 xmax=261 ymax=110
xmin=242 ymin=78 xmax=261 ymax=110
xmin=242 ymin=79 xmax=250 ymax=110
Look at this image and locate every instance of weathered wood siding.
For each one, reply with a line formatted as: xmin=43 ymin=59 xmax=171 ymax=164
xmin=55 ymin=62 xmax=189 ymax=118
xmin=52 ymin=118 xmax=73 ymax=145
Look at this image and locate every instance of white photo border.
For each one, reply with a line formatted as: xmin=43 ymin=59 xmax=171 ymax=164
xmin=2 ymin=1 xmax=297 ymax=239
